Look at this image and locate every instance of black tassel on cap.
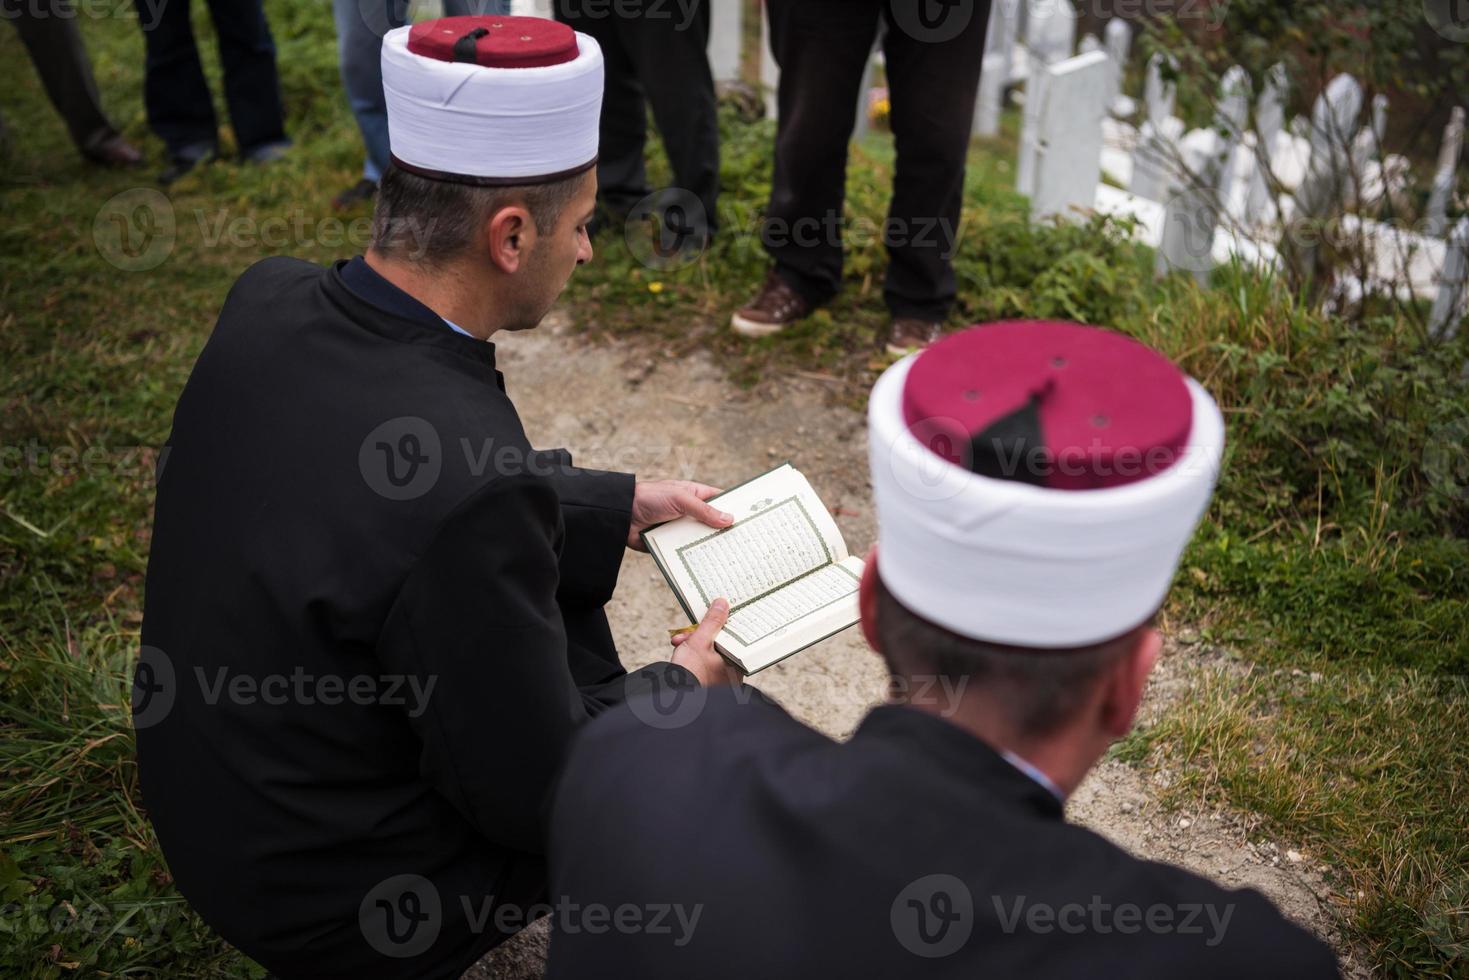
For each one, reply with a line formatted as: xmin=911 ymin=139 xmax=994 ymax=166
xmin=452 ymin=27 xmax=490 ymax=63
xmin=969 ymin=391 xmax=1050 ymax=487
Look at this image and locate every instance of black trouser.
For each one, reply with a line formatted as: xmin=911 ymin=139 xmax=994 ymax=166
xmin=554 ymin=0 xmax=719 ymax=237
xmin=135 ymin=0 xmax=286 ymax=156
xmin=5 ymin=0 xmax=117 ymax=153
xmin=764 ymin=0 xmax=989 ymax=321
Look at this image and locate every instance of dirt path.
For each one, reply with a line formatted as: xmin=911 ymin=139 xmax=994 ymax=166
xmin=468 ymin=315 xmax=1366 ymax=978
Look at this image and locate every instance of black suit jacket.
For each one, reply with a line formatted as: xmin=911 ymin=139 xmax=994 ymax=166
xmin=136 ymin=257 xmax=690 ymax=979
xmin=547 ymin=689 xmax=1341 ymax=979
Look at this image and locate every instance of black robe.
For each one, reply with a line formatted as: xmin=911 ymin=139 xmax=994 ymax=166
xmin=547 ymin=689 xmax=1342 ymax=979
xmin=135 ymin=256 xmax=691 ymax=979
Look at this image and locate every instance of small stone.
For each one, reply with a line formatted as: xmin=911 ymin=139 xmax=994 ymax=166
xmin=1286 ymin=849 xmax=1303 ymax=863
xmin=1178 ymin=818 xmax=1192 ymax=829
xmin=1120 ymin=801 xmax=1135 ymax=813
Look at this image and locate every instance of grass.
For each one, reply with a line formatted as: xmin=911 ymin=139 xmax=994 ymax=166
xmin=2 ymin=0 xmax=1467 ymax=977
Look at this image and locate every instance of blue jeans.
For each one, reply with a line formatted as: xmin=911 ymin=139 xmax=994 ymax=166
xmin=333 ymin=0 xmax=509 ymax=182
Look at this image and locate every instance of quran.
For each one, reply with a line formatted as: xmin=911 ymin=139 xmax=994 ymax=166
xmin=641 ymin=463 xmax=865 ymax=675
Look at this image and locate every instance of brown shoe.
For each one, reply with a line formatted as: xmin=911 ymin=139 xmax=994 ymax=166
xmin=886 ymin=317 xmax=944 ymax=356
xmin=82 ymin=134 xmax=144 ymax=168
xmin=730 ymin=269 xmax=810 ymax=337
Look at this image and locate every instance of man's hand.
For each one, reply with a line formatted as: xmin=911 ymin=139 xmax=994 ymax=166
xmin=671 ymin=598 xmax=744 ymax=686
xmin=627 ymin=479 xmax=733 ymax=550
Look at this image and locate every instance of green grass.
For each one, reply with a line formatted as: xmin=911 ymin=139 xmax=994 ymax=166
xmin=2 ymin=1 xmax=1467 ymax=977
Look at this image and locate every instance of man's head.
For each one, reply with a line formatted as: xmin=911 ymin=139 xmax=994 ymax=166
xmin=862 ymin=321 xmax=1225 ymax=795
xmin=857 ymin=552 xmax=1161 ymax=785
xmin=373 ymin=15 xmax=606 ymax=332
xmin=369 ymin=165 xmax=597 ymax=331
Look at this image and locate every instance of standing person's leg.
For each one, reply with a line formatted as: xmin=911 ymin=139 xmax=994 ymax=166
xmin=555 ymin=0 xmax=648 ymax=224
xmin=732 ymin=0 xmax=880 ymax=335
xmin=206 ymin=0 xmax=288 ymax=159
xmin=135 ymin=0 xmax=218 ymax=160
xmin=879 ymin=0 xmax=989 ymax=347
xmin=9 ymin=0 xmax=139 ymax=163
xmin=331 ymin=0 xmax=410 ymax=204
xmin=612 ymin=0 xmax=719 ymax=241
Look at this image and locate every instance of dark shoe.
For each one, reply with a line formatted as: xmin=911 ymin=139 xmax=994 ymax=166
xmin=82 ymin=134 xmax=144 ymax=168
xmin=158 ymin=142 xmax=217 ymax=185
xmin=333 ymin=178 xmax=378 ymax=210
xmin=730 ymin=269 xmax=811 ymax=337
xmin=241 ymin=139 xmax=291 ymax=164
xmin=886 ymin=317 xmax=944 ymax=355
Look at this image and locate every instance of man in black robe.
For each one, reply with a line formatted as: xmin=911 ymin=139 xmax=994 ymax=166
xmin=134 ymin=15 xmax=736 ymax=979
xmin=546 ymin=322 xmax=1342 ymax=978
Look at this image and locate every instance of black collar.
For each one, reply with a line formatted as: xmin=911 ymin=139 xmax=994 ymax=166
xmin=322 ymin=258 xmax=500 ymax=377
xmin=853 ymin=705 xmax=1065 ymax=820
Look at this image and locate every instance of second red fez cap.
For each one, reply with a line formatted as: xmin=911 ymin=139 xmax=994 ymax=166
xmin=407 ymin=15 xmax=578 ymax=69
xmin=901 ymin=321 xmax=1194 ymax=490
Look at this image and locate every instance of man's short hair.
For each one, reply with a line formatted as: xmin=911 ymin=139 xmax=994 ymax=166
xmin=874 ymin=575 xmax=1144 ymax=737
xmin=369 ymin=166 xmax=586 ymax=267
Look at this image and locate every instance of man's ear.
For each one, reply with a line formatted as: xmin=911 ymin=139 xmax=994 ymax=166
xmin=858 ymin=547 xmax=880 ymax=653
xmin=1099 ymin=626 xmax=1161 ymax=738
xmin=486 ymin=204 xmax=536 ymax=274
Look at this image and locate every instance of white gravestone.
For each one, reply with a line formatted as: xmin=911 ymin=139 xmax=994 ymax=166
xmin=1426 ymin=106 xmax=1465 ymax=238
xmin=1213 ymin=66 xmax=1252 ymax=224
xmin=974 ymin=0 xmax=1020 ymax=136
xmin=707 ymin=0 xmax=743 ymax=84
xmin=1295 ymin=73 xmax=1364 ymax=219
xmin=1104 ymin=18 xmax=1133 ymax=117
xmin=1157 ymin=136 xmax=1220 ymax=282
xmin=1029 ymin=50 xmax=1111 ymax=223
xmin=1245 ymin=63 xmax=1289 ymax=225
xmin=1430 ymin=217 xmax=1469 ymax=340
xmin=1016 ymin=0 xmax=1078 ymax=195
xmin=1127 ymin=53 xmax=1181 ymax=203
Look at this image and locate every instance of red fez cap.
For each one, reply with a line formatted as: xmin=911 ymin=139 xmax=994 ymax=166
xmin=407 ymin=15 xmax=578 ymax=69
xmin=901 ymin=321 xmax=1193 ymax=490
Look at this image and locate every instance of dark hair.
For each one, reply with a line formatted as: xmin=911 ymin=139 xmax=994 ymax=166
xmin=369 ymin=166 xmax=587 ymax=266
xmin=874 ymin=575 xmax=1145 ymax=737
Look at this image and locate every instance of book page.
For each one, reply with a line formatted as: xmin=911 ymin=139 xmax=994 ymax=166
xmin=675 ymin=495 xmax=831 ymax=608
xmin=643 ymin=464 xmax=850 ymax=620
xmin=723 ymin=561 xmax=860 ymax=647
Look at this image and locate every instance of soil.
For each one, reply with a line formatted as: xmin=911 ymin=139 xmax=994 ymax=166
xmin=464 ymin=314 xmax=1368 ymax=978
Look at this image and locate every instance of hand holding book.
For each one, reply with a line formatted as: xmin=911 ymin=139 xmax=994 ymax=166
xmin=669 ymin=598 xmax=745 ymax=686
xmin=641 ymin=463 xmax=865 ymax=674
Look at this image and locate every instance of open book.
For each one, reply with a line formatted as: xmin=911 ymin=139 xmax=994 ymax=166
xmin=641 ymin=463 xmax=865 ymax=674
